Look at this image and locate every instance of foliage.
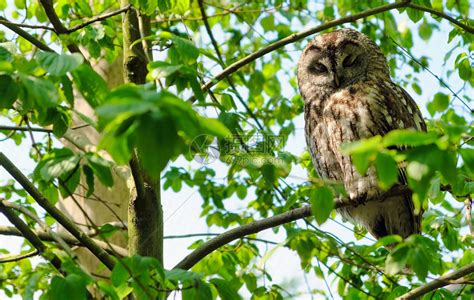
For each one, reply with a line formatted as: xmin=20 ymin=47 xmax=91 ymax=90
xmin=0 ymin=0 xmax=472 ymax=299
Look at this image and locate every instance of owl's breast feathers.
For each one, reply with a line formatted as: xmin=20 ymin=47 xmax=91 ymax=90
xmin=304 ymin=80 xmax=425 ymax=238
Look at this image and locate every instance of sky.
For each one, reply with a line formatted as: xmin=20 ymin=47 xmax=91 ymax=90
xmin=0 ymin=2 xmax=472 ymax=299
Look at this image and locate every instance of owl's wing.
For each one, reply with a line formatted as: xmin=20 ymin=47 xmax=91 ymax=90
xmin=395 ymin=85 xmax=427 ymax=132
xmin=385 ymin=84 xmax=427 ymax=234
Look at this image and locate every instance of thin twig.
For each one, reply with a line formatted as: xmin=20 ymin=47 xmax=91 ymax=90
xmin=316 ymin=259 xmax=334 ymax=299
xmin=153 ymin=5 xmax=285 ymax=23
xmin=390 ymin=37 xmax=473 ymax=113
xmin=305 ymin=219 xmax=398 ymax=285
xmin=189 ymin=0 xmax=413 ymax=103
xmin=38 ymin=0 xmax=83 ymax=55
xmin=0 ymin=152 xmax=116 ymax=270
xmin=67 ymin=5 xmax=131 ymax=33
xmin=0 ymin=250 xmax=39 ymax=263
xmin=407 ymin=3 xmax=474 ymax=34
xmin=1 ymin=199 xmax=75 ymax=258
xmin=0 ymin=202 xmax=63 ymax=272
xmin=397 ymin=263 xmax=474 ymax=299
xmin=0 ymin=225 xmax=128 ymax=256
xmin=0 ymin=20 xmax=55 ymax=31
xmin=196 ymin=0 xmax=265 ymax=129
xmin=164 ymin=232 xmax=278 ymax=245
xmin=0 ymin=125 xmax=53 ymax=133
xmin=173 ymin=185 xmax=411 ymax=270
xmin=319 ymin=259 xmax=376 ymax=298
xmin=0 ymin=16 xmax=54 ymax=52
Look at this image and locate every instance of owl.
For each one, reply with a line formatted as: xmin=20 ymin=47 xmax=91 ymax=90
xmin=298 ymin=28 xmax=426 ymax=239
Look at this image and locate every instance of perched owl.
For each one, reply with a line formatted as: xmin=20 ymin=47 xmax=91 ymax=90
xmin=298 ymin=29 xmax=426 ymax=239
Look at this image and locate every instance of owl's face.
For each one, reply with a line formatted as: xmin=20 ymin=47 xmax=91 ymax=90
xmin=298 ymin=29 xmax=390 ymax=101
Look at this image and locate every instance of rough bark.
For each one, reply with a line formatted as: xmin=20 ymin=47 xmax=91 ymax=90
xmin=121 ymin=0 xmax=163 ymax=262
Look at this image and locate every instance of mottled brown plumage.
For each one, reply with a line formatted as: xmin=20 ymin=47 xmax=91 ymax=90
xmin=298 ymin=29 xmax=426 ymax=239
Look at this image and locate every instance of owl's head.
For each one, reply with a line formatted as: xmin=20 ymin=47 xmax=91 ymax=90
xmin=298 ymin=28 xmax=390 ymax=100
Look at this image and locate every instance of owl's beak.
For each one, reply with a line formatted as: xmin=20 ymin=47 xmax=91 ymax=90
xmin=334 ymin=75 xmax=340 ymax=88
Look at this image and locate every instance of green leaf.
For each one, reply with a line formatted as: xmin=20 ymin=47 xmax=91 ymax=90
xmin=385 ymin=245 xmax=409 ymax=275
xmin=351 ymin=151 xmax=374 ymax=176
xmin=82 ymin=165 xmax=95 ymax=197
xmin=147 ymin=61 xmax=183 ymax=79
xmin=136 ymin=113 xmax=184 ymax=177
xmin=406 ymin=7 xmax=423 ymax=23
xmin=199 ymin=117 xmax=231 ymax=138
xmin=74 ymin=0 xmax=93 ymax=17
xmin=71 ymin=64 xmax=109 ymax=108
xmin=341 ymin=135 xmax=382 ymax=154
xmin=210 ymin=278 xmax=241 ymax=300
xmin=375 ymin=235 xmax=403 ymax=248
xmin=427 ymin=93 xmax=449 ymax=115
xmin=51 ymin=107 xmax=71 ymax=137
xmin=249 ymin=71 xmax=265 ymax=95
xmin=20 ymin=75 xmax=58 ymax=111
xmin=60 ymin=75 xmax=74 ymax=105
xmin=460 ymin=148 xmax=474 ymax=176
xmin=156 ymin=32 xmax=199 ymax=65
xmin=411 ymin=82 xmax=422 ymax=95
xmin=457 ymin=57 xmax=471 ymax=81
xmin=310 ymin=186 xmax=334 ymax=225
xmin=37 ymin=52 xmax=83 ymax=76
xmin=408 ymin=250 xmax=429 ymax=280
xmin=58 ymin=166 xmax=81 ymax=197
xmin=23 ymin=271 xmax=45 ymax=300
xmin=219 ymin=94 xmax=236 ymax=111
xmin=96 ymin=281 xmax=119 ymax=300
xmin=49 ymin=274 xmax=88 ymax=300
xmin=382 ymin=130 xmax=438 ymax=147
xmin=441 ymin=223 xmax=460 ymax=251
xmin=85 ymin=153 xmax=114 ymax=187
xmin=260 ymin=15 xmax=274 ymax=32
xmin=165 ymin=268 xmax=202 ymax=281
xmin=375 ymin=152 xmax=398 ymax=190
xmin=0 ymin=74 xmax=19 ymax=109
xmin=183 ymin=281 xmax=213 ymax=300
xmin=38 ymin=149 xmax=80 ymax=181
xmin=0 ymin=45 xmax=13 ymax=61
xmin=341 ymin=136 xmax=382 ymax=175
xmin=157 ymin=0 xmax=171 ymax=12
xmin=418 ymin=19 xmax=432 ymax=41
xmin=111 ymin=261 xmax=130 ymax=287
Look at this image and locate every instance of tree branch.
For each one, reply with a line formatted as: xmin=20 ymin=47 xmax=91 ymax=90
xmin=407 ymin=3 xmax=474 ymax=34
xmin=121 ymin=0 xmax=163 ymax=265
xmin=0 ymin=202 xmax=63 ymax=272
xmin=397 ymin=263 xmax=474 ymax=299
xmin=1 ymin=199 xmax=75 ymax=258
xmin=0 ymin=203 xmax=94 ymax=298
xmin=189 ymin=0 xmax=412 ymax=103
xmin=66 ymin=5 xmax=131 ymax=33
xmin=0 ymin=125 xmax=53 ymax=133
xmin=0 ymin=225 xmax=128 ymax=257
xmin=164 ymin=233 xmax=278 ymax=245
xmin=196 ymin=0 xmax=265 ymax=130
xmin=153 ymin=5 xmax=284 ymax=23
xmin=0 ymin=16 xmax=54 ymax=52
xmin=173 ymin=185 xmax=411 ymax=270
xmin=38 ymin=0 xmax=83 ymax=55
xmin=0 ymin=250 xmax=39 ymax=263
xmin=197 ymin=0 xmax=223 ymax=64
xmin=0 ymin=152 xmax=116 ymax=270
xmin=0 ymin=19 xmax=55 ymax=32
